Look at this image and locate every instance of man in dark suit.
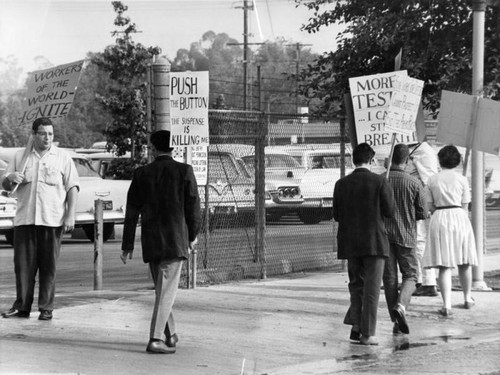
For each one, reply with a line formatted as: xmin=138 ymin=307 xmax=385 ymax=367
xmin=121 ymin=130 xmax=201 ymax=354
xmin=333 ymin=143 xmax=395 ymax=345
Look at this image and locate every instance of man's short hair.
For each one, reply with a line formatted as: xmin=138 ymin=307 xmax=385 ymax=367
xmin=32 ymin=117 xmax=53 ymax=132
xmin=150 ymin=130 xmax=174 ymax=152
xmin=352 ymin=143 xmax=375 ymax=166
xmin=392 ymin=143 xmax=409 ymax=165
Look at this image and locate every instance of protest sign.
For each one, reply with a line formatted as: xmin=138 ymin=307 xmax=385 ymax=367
xmin=19 ymin=60 xmax=85 ymax=125
xmin=172 ymin=145 xmax=208 ymax=185
xmin=349 ymin=71 xmax=416 ymax=153
xmin=169 ymin=71 xmax=209 ymax=148
xmin=438 ymin=90 xmax=500 ymax=155
xmin=385 ymin=75 xmax=424 ymax=136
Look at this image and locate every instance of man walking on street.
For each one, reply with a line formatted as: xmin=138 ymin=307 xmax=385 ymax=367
xmin=383 ymin=144 xmax=427 ymax=335
xmin=121 ymin=130 xmax=201 ymax=354
xmin=333 ymin=143 xmax=395 ymax=345
xmin=1 ymin=117 xmax=79 ymax=321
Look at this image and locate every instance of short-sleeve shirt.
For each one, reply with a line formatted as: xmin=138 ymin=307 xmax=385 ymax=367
xmin=427 ymin=169 xmax=471 ymax=207
xmin=6 ymin=146 xmax=79 ymax=227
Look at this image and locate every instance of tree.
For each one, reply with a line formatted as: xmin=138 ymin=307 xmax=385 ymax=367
xmin=296 ymin=0 xmax=500 ymax=117
xmin=92 ymin=1 xmax=160 ymax=157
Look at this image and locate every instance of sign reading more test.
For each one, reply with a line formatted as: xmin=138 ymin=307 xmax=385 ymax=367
xmin=349 ymin=71 xmax=417 ymax=150
xmin=169 ymin=71 xmax=209 ymax=148
xmin=19 ymin=60 xmax=85 ymax=125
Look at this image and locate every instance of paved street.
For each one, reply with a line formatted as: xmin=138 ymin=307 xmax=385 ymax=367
xmin=1 ymin=223 xmax=500 ymax=374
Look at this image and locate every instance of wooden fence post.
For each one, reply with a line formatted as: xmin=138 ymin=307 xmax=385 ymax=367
xmin=94 ymin=199 xmax=103 ymax=290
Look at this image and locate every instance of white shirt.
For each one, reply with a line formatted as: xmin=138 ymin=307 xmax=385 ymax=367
xmin=6 ymin=146 xmax=79 ymax=227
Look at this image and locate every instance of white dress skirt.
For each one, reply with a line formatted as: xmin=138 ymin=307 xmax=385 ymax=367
xmin=423 ymin=169 xmax=478 ymax=269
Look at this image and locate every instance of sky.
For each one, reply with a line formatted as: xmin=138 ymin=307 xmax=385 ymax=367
xmin=0 ymin=0 xmax=343 ymax=77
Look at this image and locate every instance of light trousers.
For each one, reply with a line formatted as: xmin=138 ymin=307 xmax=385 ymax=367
xmin=416 ymin=220 xmax=436 ymax=286
xmin=149 ymin=258 xmax=183 ymax=341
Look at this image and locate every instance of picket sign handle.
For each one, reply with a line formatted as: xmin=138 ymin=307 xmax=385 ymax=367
xmin=385 ymin=133 xmax=397 ymax=179
xmin=9 ymin=134 xmax=34 ymax=196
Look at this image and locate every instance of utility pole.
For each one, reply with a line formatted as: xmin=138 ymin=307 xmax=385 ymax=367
xmin=286 ymin=43 xmax=312 ymax=112
xmin=232 ymin=0 xmax=254 ymax=110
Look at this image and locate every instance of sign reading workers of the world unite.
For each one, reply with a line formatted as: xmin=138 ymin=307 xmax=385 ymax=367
xmin=169 ymin=71 xmax=209 ymax=148
xmin=19 ymin=60 xmax=85 ymax=125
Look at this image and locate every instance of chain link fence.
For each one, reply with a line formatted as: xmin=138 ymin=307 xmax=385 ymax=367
xmin=186 ymin=110 xmax=347 ymax=286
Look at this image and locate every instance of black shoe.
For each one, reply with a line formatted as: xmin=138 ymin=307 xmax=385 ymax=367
xmin=413 ymin=285 xmax=438 ymax=297
xmin=2 ymin=308 xmax=30 ymax=319
xmin=392 ymin=304 xmax=409 ymax=334
xmin=38 ymin=310 xmax=53 ymax=321
xmin=349 ymin=329 xmax=360 ymax=341
xmin=166 ymin=333 xmax=179 ymax=348
xmin=146 ymin=339 xmax=176 ymax=354
xmin=393 ymin=322 xmax=403 ymax=335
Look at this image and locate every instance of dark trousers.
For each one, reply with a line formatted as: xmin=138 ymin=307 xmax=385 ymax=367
xmin=12 ymin=225 xmax=63 ymax=312
xmin=344 ymin=256 xmax=385 ymax=337
xmin=149 ymin=258 xmax=183 ymax=341
xmin=383 ymin=243 xmax=418 ymax=321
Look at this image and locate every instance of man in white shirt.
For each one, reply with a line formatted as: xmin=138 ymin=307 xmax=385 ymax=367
xmin=1 ymin=117 xmax=79 ymax=321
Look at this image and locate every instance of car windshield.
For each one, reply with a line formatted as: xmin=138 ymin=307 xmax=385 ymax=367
xmin=72 ymin=157 xmax=101 ymax=178
xmin=209 ymin=153 xmax=240 ymax=180
xmin=265 ymin=154 xmax=302 ymax=169
xmin=308 ymin=155 xmax=353 ymax=169
xmin=242 ymin=154 xmax=302 ymax=171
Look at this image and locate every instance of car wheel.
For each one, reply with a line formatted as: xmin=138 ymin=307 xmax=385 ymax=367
xmin=298 ymin=211 xmax=322 ymax=225
xmin=4 ymin=230 xmax=14 ymax=245
xmin=82 ymin=223 xmax=115 ymax=242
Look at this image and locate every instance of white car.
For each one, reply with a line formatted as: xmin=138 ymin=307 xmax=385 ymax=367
xmin=267 ymin=144 xmax=353 ymax=224
xmin=0 ymin=147 xmax=131 ymax=243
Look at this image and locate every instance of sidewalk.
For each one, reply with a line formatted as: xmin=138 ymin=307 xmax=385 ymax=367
xmin=1 ymin=254 xmax=500 ymax=375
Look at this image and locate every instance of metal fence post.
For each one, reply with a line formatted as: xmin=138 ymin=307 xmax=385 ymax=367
xmin=93 ymin=199 xmax=103 ymax=290
xmin=255 ymin=113 xmax=267 ymax=279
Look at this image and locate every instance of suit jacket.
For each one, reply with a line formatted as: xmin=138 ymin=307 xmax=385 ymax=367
xmin=333 ymin=168 xmax=395 ymax=259
xmin=122 ymin=155 xmax=201 ymax=263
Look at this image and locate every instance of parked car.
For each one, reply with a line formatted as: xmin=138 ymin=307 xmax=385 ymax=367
xmin=208 ymin=144 xmax=304 ymax=224
xmin=84 ymin=151 xmax=132 ymax=179
xmin=264 ymin=144 xmax=353 ymax=224
xmin=204 ymin=147 xmax=255 ymax=228
xmin=237 ymin=156 xmax=303 ymax=222
xmin=0 ymin=147 xmax=131 ymax=243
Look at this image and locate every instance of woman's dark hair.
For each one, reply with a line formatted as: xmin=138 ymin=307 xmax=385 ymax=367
xmin=438 ymin=145 xmax=462 ymax=169
xmin=352 ymin=143 xmax=375 ymax=166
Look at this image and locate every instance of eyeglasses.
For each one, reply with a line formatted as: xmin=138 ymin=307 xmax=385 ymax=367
xmin=36 ymin=132 xmax=54 ymax=137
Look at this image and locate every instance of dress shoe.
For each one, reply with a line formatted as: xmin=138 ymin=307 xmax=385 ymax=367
xmin=349 ymin=328 xmax=360 ymax=341
xmin=392 ymin=303 xmax=409 ymax=334
xmin=413 ymin=285 xmax=438 ymax=297
xmin=2 ymin=308 xmax=30 ymax=319
xmin=166 ymin=333 xmax=179 ymax=348
xmin=438 ymin=307 xmax=452 ymax=317
xmin=38 ymin=310 xmax=53 ymax=321
xmin=359 ymin=335 xmax=378 ymax=346
xmin=393 ymin=322 xmax=403 ymax=335
xmin=146 ymin=339 xmax=176 ymax=354
xmin=464 ymin=298 xmax=475 ymax=309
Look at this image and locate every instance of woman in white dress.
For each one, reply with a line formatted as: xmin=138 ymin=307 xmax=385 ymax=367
xmin=423 ymin=145 xmax=477 ymax=316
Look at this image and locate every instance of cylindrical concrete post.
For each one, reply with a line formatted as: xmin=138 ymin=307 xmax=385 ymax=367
xmin=471 ymin=0 xmax=490 ymax=290
xmin=152 ymin=57 xmax=171 ymax=131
